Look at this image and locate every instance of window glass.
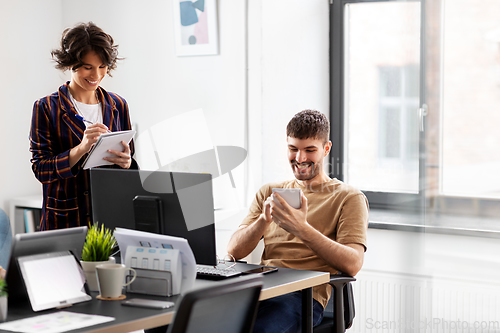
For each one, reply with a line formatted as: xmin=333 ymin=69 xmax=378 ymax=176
xmin=440 ymin=0 xmax=500 ymax=198
xmin=344 ymin=2 xmax=421 ymax=193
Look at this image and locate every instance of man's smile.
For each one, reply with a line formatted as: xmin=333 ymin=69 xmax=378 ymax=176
xmin=292 ymin=161 xmax=314 ymax=172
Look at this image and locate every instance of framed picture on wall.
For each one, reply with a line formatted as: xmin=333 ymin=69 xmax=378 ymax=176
xmin=172 ymin=0 xmax=219 ymax=56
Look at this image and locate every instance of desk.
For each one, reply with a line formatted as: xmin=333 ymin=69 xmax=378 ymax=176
xmin=3 ymin=263 xmax=329 ymax=333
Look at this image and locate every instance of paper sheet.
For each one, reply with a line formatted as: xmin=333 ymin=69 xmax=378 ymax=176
xmin=114 ymin=228 xmax=196 ymax=293
xmin=82 ymin=130 xmax=136 ymax=169
xmin=0 ymin=311 xmax=114 ymax=333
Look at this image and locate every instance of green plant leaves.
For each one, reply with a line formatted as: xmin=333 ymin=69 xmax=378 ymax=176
xmin=81 ymin=222 xmax=117 ymax=262
xmin=0 ymin=278 xmax=7 ymax=297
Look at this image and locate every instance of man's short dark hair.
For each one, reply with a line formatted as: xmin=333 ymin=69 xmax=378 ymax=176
xmin=51 ymin=22 xmax=121 ymax=76
xmin=286 ymin=110 xmax=330 ymax=144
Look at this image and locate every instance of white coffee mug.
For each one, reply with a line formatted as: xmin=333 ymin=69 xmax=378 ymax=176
xmin=95 ymin=263 xmax=137 ymax=298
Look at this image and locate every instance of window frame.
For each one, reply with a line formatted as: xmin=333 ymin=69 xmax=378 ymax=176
xmin=329 ymin=0 xmax=427 ymax=213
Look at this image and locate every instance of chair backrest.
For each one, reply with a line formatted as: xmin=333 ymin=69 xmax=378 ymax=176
xmin=167 ymin=275 xmax=263 ymax=333
xmin=0 ymin=209 xmax=12 ymax=269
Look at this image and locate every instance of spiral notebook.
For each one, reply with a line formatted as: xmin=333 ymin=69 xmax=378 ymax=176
xmin=82 ymin=130 xmax=136 ymax=169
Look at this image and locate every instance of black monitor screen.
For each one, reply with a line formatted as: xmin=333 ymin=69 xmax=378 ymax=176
xmin=90 ymin=169 xmax=217 ymax=266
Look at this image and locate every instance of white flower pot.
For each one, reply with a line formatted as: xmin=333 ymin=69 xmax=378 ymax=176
xmin=0 ymin=296 xmax=7 ymax=322
xmin=80 ymin=257 xmax=116 ymax=292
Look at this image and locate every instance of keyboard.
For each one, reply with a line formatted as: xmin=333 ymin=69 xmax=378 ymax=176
xmin=196 ymin=265 xmax=242 ymax=280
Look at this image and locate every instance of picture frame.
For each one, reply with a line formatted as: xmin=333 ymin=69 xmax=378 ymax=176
xmin=172 ymin=0 xmax=219 ymax=56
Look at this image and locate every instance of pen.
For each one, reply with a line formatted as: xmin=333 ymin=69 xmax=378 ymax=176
xmin=75 ymin=115 xmax=111 ymax=133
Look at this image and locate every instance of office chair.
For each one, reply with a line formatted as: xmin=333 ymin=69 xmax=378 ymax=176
xmin=0 ymin=209 xmax=12 ymax=269
xmin=166 ymin=275 xmax=263 ymax=333
xmin=313 ymin=273 xmax=356 ymax=333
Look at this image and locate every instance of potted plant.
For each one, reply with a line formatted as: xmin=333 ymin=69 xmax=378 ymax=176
xmin=80 ymin=222 xmax=117 ymax=292
xmin=0 ymin=278 xmax=7 ymax=322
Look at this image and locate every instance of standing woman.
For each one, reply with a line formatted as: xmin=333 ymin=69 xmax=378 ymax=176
xmin=30 ymin=22 xmax=138 ymax=231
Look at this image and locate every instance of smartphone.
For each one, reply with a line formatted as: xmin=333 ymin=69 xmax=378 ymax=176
xmin=272 ymin=188 xmax=302 ymax=209
xmin=242 ymin=267 xmax=278 ymax=275
xmin=122 ymin=298 xmax=175 ymax=309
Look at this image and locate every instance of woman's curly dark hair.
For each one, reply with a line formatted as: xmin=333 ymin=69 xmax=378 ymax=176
xmin=51 ymin=22 xmax=121 ymax=76
xmin=286 ymin=110 xmax=330 ymax=144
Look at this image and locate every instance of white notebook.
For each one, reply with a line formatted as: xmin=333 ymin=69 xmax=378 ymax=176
xmin=82 ymin=130 xmax=136 ymax=169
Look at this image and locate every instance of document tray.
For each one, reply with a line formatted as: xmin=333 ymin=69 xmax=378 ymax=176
xmin=126 ymin=268 xmax=172 ymax=297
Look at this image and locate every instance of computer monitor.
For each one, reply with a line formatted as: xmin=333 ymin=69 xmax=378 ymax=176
xmin=6 ymin=226 xmax=88 ymax=302
xmin=90 ymin=169 xmax=217 ymax=266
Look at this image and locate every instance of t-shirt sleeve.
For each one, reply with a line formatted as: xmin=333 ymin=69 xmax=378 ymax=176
xmin=336 ymin=193 xmax=369 ymax=251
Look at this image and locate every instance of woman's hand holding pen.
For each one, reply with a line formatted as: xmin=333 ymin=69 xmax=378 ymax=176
xmin=81 ymin=123 xmax=109 ymax=152
xmin=69 ymin=123 xmax=109 ymax=168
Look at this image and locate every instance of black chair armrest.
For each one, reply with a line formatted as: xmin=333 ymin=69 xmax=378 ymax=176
xmin=329 ymin=273 xmax=355 ymax=333
xmin=328 ymin=273 xmax=356 ymax=286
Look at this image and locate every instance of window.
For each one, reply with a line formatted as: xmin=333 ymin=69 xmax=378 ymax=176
xmin=440 ymin=0 xmax=500 ymax=199
xmin=379 ymin=65 xmax=419 ymax=162
xmin=331 ymin=0 xmax=500 ymax=231
xmin=332 ymin=0 xmax=423 ymax=210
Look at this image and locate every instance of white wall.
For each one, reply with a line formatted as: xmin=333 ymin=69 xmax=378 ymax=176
xmin=0 ymin=0 xmax=330 ymax=258
xmin=350 ymin=228 xmax=500 ymax=332
xmin=0 ymin=0 xmax=64 ymax=212
xmin=364 ymin=228 xmax=500 ymax=280
xmin=59 ymin=0 xmax=248 ymax=211
xmin=1 ymin=0 xmax=248 ymax=215
xmin=247 ymin=0 xmax=330 ymax=198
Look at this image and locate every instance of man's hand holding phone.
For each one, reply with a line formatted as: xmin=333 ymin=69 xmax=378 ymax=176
xmin=272 ymin=188 xmax=302 ymax=209
xmin=270 ymin=188 xmax=310 ymax=238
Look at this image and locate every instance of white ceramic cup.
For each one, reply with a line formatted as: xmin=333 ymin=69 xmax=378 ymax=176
xmin=95 ymin=263 xmax=137 ymax=298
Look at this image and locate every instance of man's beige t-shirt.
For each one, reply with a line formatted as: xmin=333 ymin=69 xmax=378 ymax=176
xmin=240 ymin=178 xmax=369 ymax=308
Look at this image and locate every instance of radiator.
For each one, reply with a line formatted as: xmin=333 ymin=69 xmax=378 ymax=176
xmin=347 ymin=270 xmax=500 ymax=333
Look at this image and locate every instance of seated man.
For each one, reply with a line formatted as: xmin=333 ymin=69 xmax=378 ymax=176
xmin=227 ymin=110 xmax=368 ymax=333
